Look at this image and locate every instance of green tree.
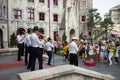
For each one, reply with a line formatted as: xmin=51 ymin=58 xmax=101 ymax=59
xmin=87 ymin=8 xmax=102 ymax=42
xmin=62 ymin=32 xmax=67 ymax=41
xmin=100 ymin=17 xmax=114 ymax=39
xmin=79 ymin=32 xmax=83 ymax=40
xmin=10 ymin=32 xmax=17 ymax=47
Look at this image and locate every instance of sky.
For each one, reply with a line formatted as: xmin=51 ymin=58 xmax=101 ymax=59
xmin=93 ymin=0 xmax=120 ymax=18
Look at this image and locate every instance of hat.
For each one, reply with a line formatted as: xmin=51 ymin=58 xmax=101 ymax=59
xmin=72 ymin=37 xmax=77 ymax=40
xmin=33 ymin=26 xmax=39 ymax=31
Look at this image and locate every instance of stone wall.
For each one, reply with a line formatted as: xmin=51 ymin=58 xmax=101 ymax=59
xmin=17 ymin=65 xmax=115 ymax=80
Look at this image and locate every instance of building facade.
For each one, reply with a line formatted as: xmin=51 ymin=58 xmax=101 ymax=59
xmin=110 ymin=4 xmax=120 ymax=31
xmin=0 ymin=0 xmax=93 ymax=48
xmin=0 ymin=0 xmax=8 ymax=48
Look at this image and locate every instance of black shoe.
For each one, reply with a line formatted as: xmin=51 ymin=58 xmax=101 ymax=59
xmin=47 ymin=64 xmax=52 ymax=66
xmin=27 ymin=66 xmax=30 ymax=69
xmin=17 ymin=59 xmax=22 ymax=61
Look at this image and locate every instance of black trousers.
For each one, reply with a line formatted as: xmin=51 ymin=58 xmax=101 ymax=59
xmin=114 ymin=57 xmax=119 ymax=63
xmin=25 ymin=46 xmax=29 ymax=65
xmin=54 ymin=47 xmax=57 ymax=54
xmin=69 ymin=53 xmax=78 ymax=66
xmin=47 ymin=51 xmax=52 ymax=65
xmin=30 ymin=47 xmax=43 ymax=71
xmin=26 ymin=46 xmax=32 ymax=68
xmin=18 ymin=43 xmax=24 ymax=61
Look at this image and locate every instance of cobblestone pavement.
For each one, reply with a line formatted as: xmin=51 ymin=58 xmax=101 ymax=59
xmin=0 ymin=54 xmax=120 ymax=80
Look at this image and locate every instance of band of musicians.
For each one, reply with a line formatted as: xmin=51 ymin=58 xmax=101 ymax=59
xmin=16 ymin=26 xmax=120 ymax=71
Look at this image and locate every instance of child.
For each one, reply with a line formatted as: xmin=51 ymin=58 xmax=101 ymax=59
xmin=100 ymin=49 xmax=104 ymax=63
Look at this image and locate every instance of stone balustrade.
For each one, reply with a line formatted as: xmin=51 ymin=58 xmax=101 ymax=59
xmin=17 ymin=65 xmax=115 ymax=80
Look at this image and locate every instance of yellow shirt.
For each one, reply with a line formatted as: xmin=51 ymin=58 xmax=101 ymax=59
xmin=105 ymin=43 xmax=109 ymax=49
xmin=63 ymin=45 xmax=69 ymax=55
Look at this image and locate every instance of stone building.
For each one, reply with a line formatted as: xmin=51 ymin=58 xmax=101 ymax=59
xmin=0 ymin=0 xmax=8 ymax=48
xmin=64 ymin=0 xmax=93 ymax=41
xmin=110 ymin=4 xmax=120 ymax=31
xmin=0 ymin=0 xmax=93 ymax=48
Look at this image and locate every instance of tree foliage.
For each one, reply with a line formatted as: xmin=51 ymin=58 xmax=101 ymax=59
xmin=62 ymin=32 xmax=67 ymax=41
xmin=10 ymin=32 xmax=17 ymax=47
xmin=87 ymin=8 xmax=102 ymax=36
xmin=79 ymin=32 xmax=83 ymax=40
xmin=100 ymin=17 xmax=114 ymax=38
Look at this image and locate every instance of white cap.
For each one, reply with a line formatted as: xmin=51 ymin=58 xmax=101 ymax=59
xmin=72 ymin=37 xmax=77 ymax=40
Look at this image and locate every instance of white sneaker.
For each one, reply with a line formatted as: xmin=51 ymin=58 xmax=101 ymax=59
xmin=109 ymin=63 xmax=112 ymax=65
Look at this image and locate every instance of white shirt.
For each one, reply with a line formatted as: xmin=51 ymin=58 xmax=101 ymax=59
xmin=115 ymin=47 xmax=119 ymax=57
xmin=45 ymin=42 xmax=54 ymax=51
xmin=69 ymin=41 xmax=78 ymax=54
xmin=30 ymin=33 xmax=43 ymax=47
xmin=24 ymin=34 xmax=31 ymax=47
xmin=17 ymin=34 xmax=25 ymax=44
xmin=53 ymin=41 xmax=57 ymax=47
xmin=101 ymin=46 xmax=105 ymax=51
xmin=102 ymin=40 xmax=106 ymax=44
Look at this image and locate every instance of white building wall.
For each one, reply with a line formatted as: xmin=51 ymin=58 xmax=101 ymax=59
xmin=0 ymin=0 xmax=92 ymax=48
xmin=0 ymin=0 xmax=8 ymax=48
xmin=65 ymin=0 xmax=93 ymax=41
xmin=110 ymin=6 xmax=120 ymax=32
xmin=8 ymin=0 xmax=65 ymax=40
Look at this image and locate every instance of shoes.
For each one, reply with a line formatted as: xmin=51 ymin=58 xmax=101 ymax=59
xmin=109 ymin=63 xmax=112 ymax=65
xmin=27 ymin=67 xmax=30 ymax=69
xmin=115 ymin=62 xmax=118 ymax=64
xmin=47 ymin=64 xmax=52 ymax=66
xmin=27 ymin=66 xmax=31 ymax=69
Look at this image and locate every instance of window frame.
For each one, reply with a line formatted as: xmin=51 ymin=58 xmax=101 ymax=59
xmin=81 ymin=16 xmax=86 ymax=22
xmin=14 ymin=9 xmax=22 ymax=19
xmin=53 ymin=14 xmax=58 ymax=22
xmin=53 ymin=0 xmax=58 ymax=6
xmin=39 ymin=0 xmax=44 ymax=3
xmin=28 ymin=0 xmax=34 ymax=3
xmin=81 ymin=1 xmax=86 ymax=9
xmin=28 ymin=8 xmax=34 ymax=22
xmin=39 ymin=12 xmax=45 ymax=21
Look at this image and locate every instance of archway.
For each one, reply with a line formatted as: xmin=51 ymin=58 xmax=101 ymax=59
xmin=0 ymin=29 xmax=3 ymax=48
xmin=39 ymin=28 xmax=44 ymax=39
xmin=70 ymin=29 xmax=75 ymax=41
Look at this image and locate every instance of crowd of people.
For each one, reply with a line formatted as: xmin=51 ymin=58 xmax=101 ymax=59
xmin=62 ymin=37 xmax=120 ymax=66
xmin=16 ymin=26 xmax=120 ymax=71
xmin=79 ymin=38 xmax=120 ymax=65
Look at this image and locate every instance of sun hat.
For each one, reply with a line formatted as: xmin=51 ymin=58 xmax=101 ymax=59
xmin=72 ymin=37 xmax=77 ymax=40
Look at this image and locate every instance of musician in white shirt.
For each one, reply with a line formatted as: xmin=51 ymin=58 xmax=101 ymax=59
xmin=30 ymin=26 xmax=44 ymax=71
xmin=45 ymin=37 xmax=54 ymax=66
xmin=24 ymin=28 xmax=32 ymax=67
xmin=16 ymin=30 xmax=25 ymax=61
xmin=69 ymin=37 xmax=79 ymax=66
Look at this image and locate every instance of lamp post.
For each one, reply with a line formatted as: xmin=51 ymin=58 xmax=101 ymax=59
xmin=7 ymin=0 xmax=10 ymax=47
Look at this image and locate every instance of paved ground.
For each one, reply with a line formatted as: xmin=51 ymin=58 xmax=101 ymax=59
xmin=0 ymin=54 xmax=120 ymax=80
